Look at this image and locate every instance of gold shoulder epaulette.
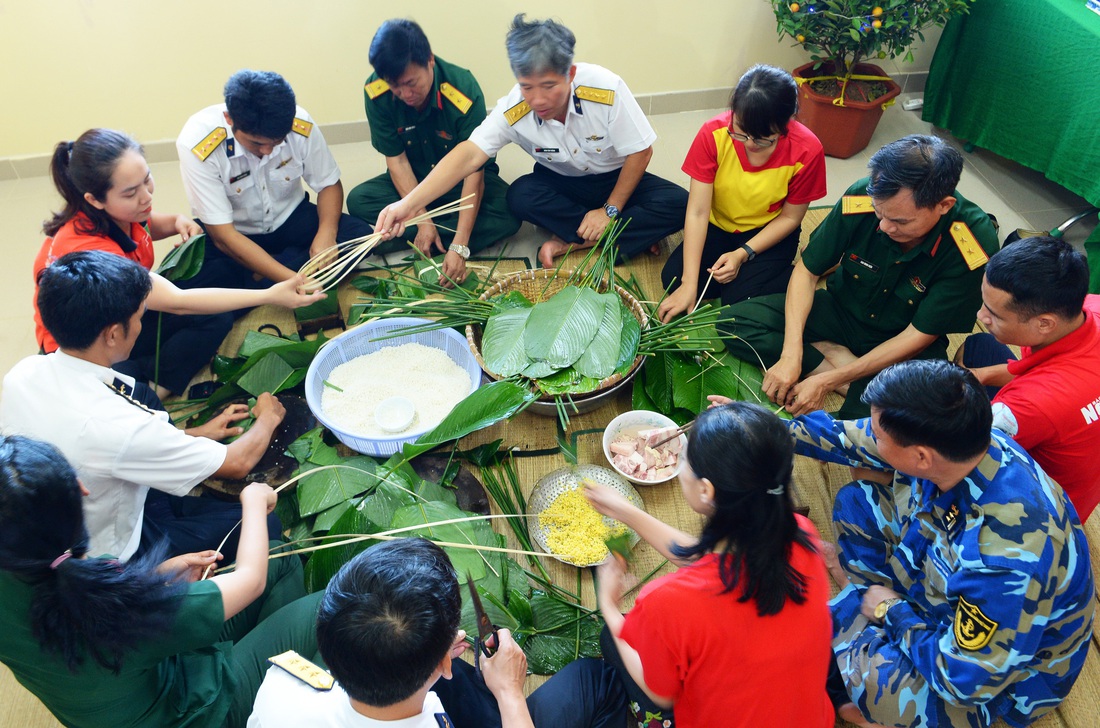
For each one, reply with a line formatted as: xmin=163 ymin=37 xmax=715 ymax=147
xmin=504 ymin=100 xmax=532 ymax=126
xmin=574 ymin=86 xmax=615 ymax=106
xmin=950 ymin=222 xmax=989 ymax=270
xmin=268 ymin=650 xmax=334 ymax=691
xmin=291 ymin=117 xmax=313 ymax=137
xmin=440 ymin=83 xmax=473 ymax=114
xmin=841 ymin=196 xmax=875 ymax=214
xmin=191 ymin=128 xmax=227 ymax=162
xmin=365 ymin=78 xmax=390 ymax=100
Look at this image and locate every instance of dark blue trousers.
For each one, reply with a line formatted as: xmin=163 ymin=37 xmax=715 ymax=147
xmin=507 ymin=164 xmax=687 ymax=261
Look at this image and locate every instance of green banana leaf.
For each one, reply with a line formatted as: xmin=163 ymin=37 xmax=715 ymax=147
xmin=390 ymin=501 xmax=503 ymax=582
xmin=303 ymin=503 xmax=380 ymax=592
xmin=237 ymin=353 xmax=295 ymax=397
xmin=399 ymin=380 xmax=537 ymax=462
xmin=523 ymin=286 xmax=604 ymax=368
xmin=237 ymin=330 xmax=295 ymax=359
xmin=296 ymin=456 xmax=379 ymax=516
xmin=524 ymin=593 xmax=604 ymax=674
xmin=614 ymin=307 xmax=642 ymax=377
xmin=573 ymin=292 xmax=622 ymax=379
xmin=534 ymin=367 xmax=600 ymax=396
xmin=490 ymin=290 xmax=534 ymax=311
xmin=521 ymin=360 xmax=557 ymax=379
xmin=155 ymin=234 xmax=206 ymax=282
xmin=481 ymin=308 xmax=533 ymax=377
xmin=313 ymin=501 xmax=353 ymax=532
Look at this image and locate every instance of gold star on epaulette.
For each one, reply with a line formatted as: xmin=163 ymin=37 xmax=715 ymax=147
xmin=191 ymin=128 xmax=227 ymax=162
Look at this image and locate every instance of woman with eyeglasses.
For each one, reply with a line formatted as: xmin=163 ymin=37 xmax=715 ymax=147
xmin=657 ymin=65 xmax=827 ymax=323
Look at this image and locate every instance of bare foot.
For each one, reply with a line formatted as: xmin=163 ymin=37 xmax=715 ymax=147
xmin=537 ymin=236 xmax=594 ymax=268
xmin=838 ymin=702 xmax=887 ymax=728
xmin=822 ymin=541 xmax=850 ymax=588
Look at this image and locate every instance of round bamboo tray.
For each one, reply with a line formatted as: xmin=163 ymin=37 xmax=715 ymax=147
xmin=465 ymin=268 xmax=649 ymax=411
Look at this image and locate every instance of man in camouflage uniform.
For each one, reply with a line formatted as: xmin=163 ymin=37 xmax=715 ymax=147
xmin=788 ymin=360 xmax=1094 ymax=727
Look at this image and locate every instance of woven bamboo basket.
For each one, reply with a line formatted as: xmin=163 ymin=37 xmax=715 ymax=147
xmin=465 ymin=268 xmax=649 ymax=409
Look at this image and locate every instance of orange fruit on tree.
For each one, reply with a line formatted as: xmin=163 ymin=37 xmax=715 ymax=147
xmin=872 ymin=19 xmax=882 ymax=28
xmin=872 ymin=7 xmax=883 ymax=17
xmin=790 ymin=3 xmax=800 ymax=12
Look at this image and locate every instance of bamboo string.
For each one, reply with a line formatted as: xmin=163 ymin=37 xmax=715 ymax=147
xmin=297 ymin=194 xmax=475 ymax=292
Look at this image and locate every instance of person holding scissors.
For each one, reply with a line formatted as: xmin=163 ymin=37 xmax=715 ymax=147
xmin=248 ymin=538 xmax=627 ymax=727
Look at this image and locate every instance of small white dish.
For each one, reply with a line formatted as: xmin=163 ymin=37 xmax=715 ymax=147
xmin=374 ymin=396 xmax=416 ymax=433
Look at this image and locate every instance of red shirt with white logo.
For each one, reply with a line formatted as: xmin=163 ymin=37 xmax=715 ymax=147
xmin=993 ymin=294 xmax=1100 ymax=522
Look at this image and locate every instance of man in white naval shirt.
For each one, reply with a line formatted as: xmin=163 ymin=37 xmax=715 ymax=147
xmin=177 ymin=69 xmax=372 ymax=291
xmin=1 ymin=252 xmax=285 ymax=561
xmin=377 ymin=14 xmax=687 ymax=267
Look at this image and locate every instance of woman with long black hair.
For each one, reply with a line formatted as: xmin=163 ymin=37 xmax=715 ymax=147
xmin=0 ymin=435 xmax=320 ymax=727
xmin=587 ymin=401 xmax=833 ymax=727
xmin=35 ymin=128 xmax=322 ymax=399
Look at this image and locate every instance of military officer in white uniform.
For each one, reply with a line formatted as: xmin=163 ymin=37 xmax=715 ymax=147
xmin=377 ymin=14 xmax=687 ymax=267
xmin=177 ymin=69 xmax=372 ymax=290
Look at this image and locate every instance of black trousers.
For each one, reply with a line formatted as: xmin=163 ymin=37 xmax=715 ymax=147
xmin=113 ymin=307 xmax=235 ymax=395
xmin=660 ymin=223 xmax=801 ymax=306
xmin=186 ymin=194 xmax=375 ymax=295
xmin=433 ymin=657 xmax=627 ymax=728
xmin=506 ymin=164 xmax=687 ymax=260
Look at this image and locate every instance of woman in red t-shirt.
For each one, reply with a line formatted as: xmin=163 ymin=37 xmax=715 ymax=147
xmin=34 ymin=129 xmax=322 ymax=399
xmin=587 ymin=401 xmax=834 ymax=728
xmin=658 ymin=65 xmax=826 ymax=323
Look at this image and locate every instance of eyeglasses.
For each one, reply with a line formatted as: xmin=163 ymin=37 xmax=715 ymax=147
xmin=726 ymin=127 xmax=780 ymax=148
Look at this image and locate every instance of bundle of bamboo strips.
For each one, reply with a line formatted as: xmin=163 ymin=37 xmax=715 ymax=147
xmin=297 ymin=194 xmax=475 ymax=292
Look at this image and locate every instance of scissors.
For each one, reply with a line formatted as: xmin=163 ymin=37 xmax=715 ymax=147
xmin=465 ymin=571 xmax=498 ymax=678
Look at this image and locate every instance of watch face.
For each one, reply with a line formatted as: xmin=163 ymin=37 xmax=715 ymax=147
xmin=605 ymin=205 xmax=619 ymax=218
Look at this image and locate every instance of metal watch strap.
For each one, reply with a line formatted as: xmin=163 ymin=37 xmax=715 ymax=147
xmin=449 ymin=243 xmax=471 ymax=260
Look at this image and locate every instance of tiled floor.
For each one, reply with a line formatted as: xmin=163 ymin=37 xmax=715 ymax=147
xmin=0 ymin=99 xmax=1095 ymax=384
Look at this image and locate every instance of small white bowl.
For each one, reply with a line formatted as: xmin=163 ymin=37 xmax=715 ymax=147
xmin=374 ymin=396 xmax=416 ymax=433
xmin=602 ymin=410 xmax=686 ymax=485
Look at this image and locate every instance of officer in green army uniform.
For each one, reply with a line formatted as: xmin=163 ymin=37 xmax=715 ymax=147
xmin=721 ymin=135 xmax=1000 ymax=419
xmin=347 ymin=19 xmax=520 ymax=286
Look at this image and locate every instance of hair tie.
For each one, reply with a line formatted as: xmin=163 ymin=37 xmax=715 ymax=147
xmin=765 ymin=484 xmax=785 ymax=496
xmin=50 ymin=550 xmax=73 ymax=569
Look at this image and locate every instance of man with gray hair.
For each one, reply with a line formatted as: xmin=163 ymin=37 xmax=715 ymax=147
xmin=377 ymin=14 xmax=687 ymax=267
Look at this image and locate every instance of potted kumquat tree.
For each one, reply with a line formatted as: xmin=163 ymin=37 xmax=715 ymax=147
xmin=770 ymin=0 xmax=975 ymax=158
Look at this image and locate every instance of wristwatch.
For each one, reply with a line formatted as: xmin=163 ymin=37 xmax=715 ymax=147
xmin=738 ymin=243 xmax=757 ymax=261
xmin=603 ymin=203 xmax=620 ymax=219
xmin=449 ymin=243 xmax=471 ymax=260
xmin=873 ymin=597 xmax=904 ymax=622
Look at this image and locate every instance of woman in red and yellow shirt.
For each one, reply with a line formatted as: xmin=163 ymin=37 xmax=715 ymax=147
xmin=658 ymin=66 xmax=827 ymax=322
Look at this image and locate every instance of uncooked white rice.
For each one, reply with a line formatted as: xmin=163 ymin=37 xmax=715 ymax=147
xmin=321 ymin=343 xmax=472 ymax=437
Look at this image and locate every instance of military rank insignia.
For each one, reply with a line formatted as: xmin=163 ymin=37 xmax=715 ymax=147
xmin=953 ymin=596 xmax=998 ymax=651
xmin=291 ymin=117 xmax=313 ymax=137
xmin=440 ymin=83 xmax=472 ymax=114
xmin=504 ymin=100 xmax=532 ymax=126
xmin=268 ymin=650 xmax=334 ymax=690
xmin=950 ymin=222 xmax=989 ymax=270
xmin=365 ymin=78 xmax=390 ymax=100
xmin=842 ymin=195 xmax=875 ymax=214
xmin=191 ymin=128 xmax=227 ymax=162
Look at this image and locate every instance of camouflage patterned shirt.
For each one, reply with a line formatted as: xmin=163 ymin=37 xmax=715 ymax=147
xmin=790 ymin=411 xmax=1095 ymax=727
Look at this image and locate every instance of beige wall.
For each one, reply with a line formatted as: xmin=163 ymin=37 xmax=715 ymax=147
xmin=1 ymin=0 xmax=940 ymax=158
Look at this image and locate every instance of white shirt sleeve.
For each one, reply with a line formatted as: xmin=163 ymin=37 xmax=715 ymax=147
xmin=606 ymin=75 xmax=657 ymax=157
xmin=113 ymin=414 xmax=227 ymax=496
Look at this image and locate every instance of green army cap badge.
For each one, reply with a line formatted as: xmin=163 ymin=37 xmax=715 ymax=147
xmin=954 ymin=596 xmax=998 ymax=651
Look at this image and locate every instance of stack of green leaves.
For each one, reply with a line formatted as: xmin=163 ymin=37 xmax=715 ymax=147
xmin=481 ymin=285 xmax=640 ymax=398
